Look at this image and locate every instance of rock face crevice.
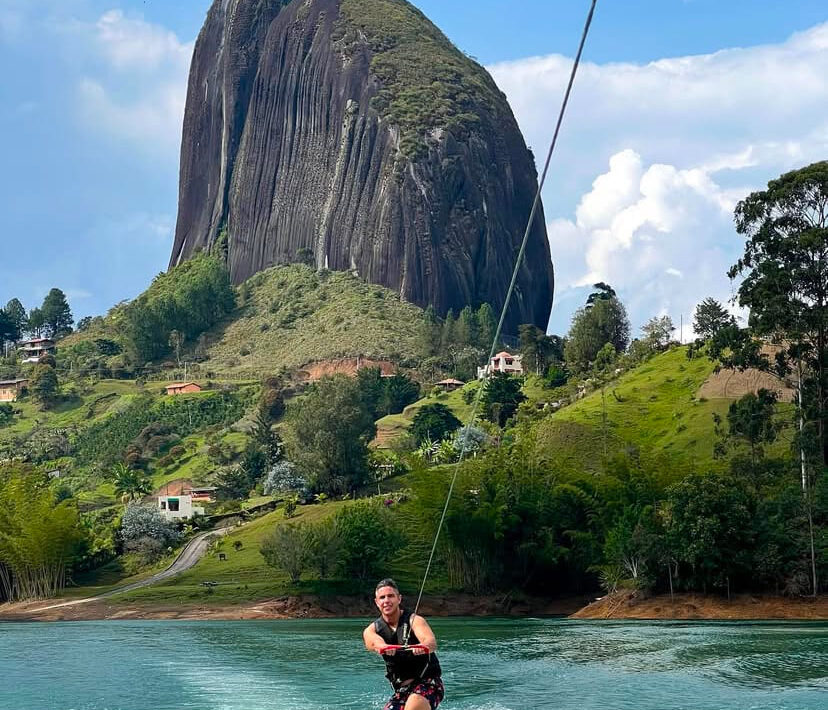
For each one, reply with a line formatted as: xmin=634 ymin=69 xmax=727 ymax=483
xmin=171 ymin=0 xmax=554 ymax=332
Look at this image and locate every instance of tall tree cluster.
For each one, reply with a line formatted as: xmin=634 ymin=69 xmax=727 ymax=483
xmin=121 ymin=252 xmax=236 ymax=363
xmin=564 ymin=284 xmax=631 ymax=371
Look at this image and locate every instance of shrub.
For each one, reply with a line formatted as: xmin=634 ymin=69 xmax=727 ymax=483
xmin=120 ymin=504 xmax=180 ymax=547
xmin=260 ymin=523 xmax=312 ymax=583
xmin=334 ymin=499 xmax=403 ymax=580
xmin=263 ymin=461 xmax=306 ymax=496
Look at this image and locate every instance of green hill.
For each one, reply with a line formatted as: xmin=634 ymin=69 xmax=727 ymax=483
xmin=529 ymin=346 xmax=794 ymax=474
xmin=201 ymin=265 xmax=431 ymax=375
xmin=61 ymin=264 xmax=432 ymax=379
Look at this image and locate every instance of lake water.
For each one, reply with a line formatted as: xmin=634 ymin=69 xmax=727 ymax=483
xmin=1 ymin=619 xmax=827 ymax=710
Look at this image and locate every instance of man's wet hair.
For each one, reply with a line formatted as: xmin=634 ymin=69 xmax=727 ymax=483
xmin=375 ymin=578 xmax=400 ymax=593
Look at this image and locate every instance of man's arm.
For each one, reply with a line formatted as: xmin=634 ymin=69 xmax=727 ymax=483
xmin=364 ymin=622 xmax=389 ymax=654
xmin=410 ymin=614 xmax=437 ymax=654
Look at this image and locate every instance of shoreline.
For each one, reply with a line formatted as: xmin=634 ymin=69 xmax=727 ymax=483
xmin=2 ymin=591 xmax=826 ymax=623
xmin=0 ymin=593 xmax=587 ymax=623
xmin=572 ymin=590 xmax=828 ymax=620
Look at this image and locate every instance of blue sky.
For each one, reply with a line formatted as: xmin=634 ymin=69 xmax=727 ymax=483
xmin=1 ymin=0 xmax=827 ymax=338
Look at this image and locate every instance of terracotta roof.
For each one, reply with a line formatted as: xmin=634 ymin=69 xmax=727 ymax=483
xmin=494 ymin=351 xmax=513 ymax=359
xmin=165 ymin=382 xmax=200 ymax=389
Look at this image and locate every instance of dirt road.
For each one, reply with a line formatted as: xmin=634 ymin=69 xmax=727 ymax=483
xmin=21 ymin=527 xmax=230 ymax=614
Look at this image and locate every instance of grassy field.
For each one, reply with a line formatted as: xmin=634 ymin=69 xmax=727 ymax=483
xmin=202 ymin=265 xmax=430 ymax=375
xmin=374 ymin=375 xmax=553 ymax=447
xmin=374 ymin=384 xmax=477 ymax=446
xmin=530 ymin=346 xmax=793 ymax=473
xmin=0 ymin=379 xmax=137 ymax=440
xmin=108 ymin=500 xmax=353 ymax=604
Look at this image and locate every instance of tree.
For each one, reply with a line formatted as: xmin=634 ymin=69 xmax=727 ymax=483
xmin=307 ymin=518 xmax=342 ymax=579
xmin=30 ymin=364 xmax=59 ymax=409
xmin=586 ymin=282 xmax=616 ymax=307
xmin=4 ymin=299 xmax=27 ymax=337
xmin=641 ymin=315 xmax=675 ymax=351
xmin=26 ymin=307 xmax=44 ymax=337
xmin=251 ymin=409 xmax=282 ymax=465
xmin=409 ymin=403 xmax=462 ymax=445
xmin=728 ymin=161 xmax=828 ymax=595
xmin=456 ymin=306 xmax=478 ymax=347
xmin=356 ymin=366 xmax=385 ymax=418
xmin=262 ymin=460 xmax=306 ymax=496
xmin=0 ymin=467 xmax=88 ymax=600
xmin=286 ymin=375 xmax=376 ymax=494
xmin=334 ymin=499 xmax=402 ymax=580
xmin=440 ymin=309 xmax=456 ymax=350
xmin=40 ymin=288 xmax=73 ymax=338
xmin=730 ymin=161 xmax=828 ymax=470
xmin=168 ymin=329 xmax=184 ymax=366
xmin=0 ymin=310 xmax=15 ymax=348
xmin=664 ymin=473 xmax=755 ymax=595
xmin=564 ymin=295 xmax=630 ymax=371
xmin=476 ymin=303 xmax=497 ymax=351
xmin=725 ymin=389 xmax=780 ymax=467
xmin=260 ymin=523 xmax=312 ymax=583
xmin=481 ymin=371 xmax=526 ymax=427
xmin=2 ymin=299 xmax=26 ymax=345
xmin=215 ymin=465 xmax=253 ymax=501
xmin=0 ymin=403 xmax=13 ymax=427
xmin=382 ymin=372 xmax=420 ymax=415
xmin=693 ymin=297 xmax=735 ymax=340
xmin=519 ymin=324 xmax=563 ymax=376
xmin=111 ymin=463 xmax=152 ymax=502
xmin=120 ymin=503 xmax=180 ymax=547
xmin=122 ymin=252 xmax=236 ymax=363
xmin=603 ymin=506 xmax=661 ymax=590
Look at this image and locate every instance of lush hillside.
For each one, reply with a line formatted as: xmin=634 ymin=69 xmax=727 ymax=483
xmin=61 ymin=264 xmax=432 ymax=379
xmin=202 ymin=266 xmax=431 ymax=375
xmin=529 ymin=346 xmax=795 ymax=474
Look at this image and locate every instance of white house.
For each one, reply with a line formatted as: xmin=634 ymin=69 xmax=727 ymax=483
xmin=18 ymin=338 xmax=56 ymax=364
xmin=477 ymin=351 xmax=524 ymax=379
xmin=158 ymin=493 xmax=204 ymax=521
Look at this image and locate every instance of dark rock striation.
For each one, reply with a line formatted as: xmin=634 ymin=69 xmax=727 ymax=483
xmin=171 ymin=0 xmax=554 ymax=332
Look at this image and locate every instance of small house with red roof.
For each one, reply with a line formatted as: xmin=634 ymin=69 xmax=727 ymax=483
xmin=164 ymin=382 xmax=203 ymax=396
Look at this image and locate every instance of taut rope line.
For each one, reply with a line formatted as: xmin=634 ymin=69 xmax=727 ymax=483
xmin=409 ymin=0 xmax=599 ymax=622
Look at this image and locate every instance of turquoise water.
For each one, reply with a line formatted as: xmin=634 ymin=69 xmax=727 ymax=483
xmin=1 ymin=619 xmax=827 ymax=709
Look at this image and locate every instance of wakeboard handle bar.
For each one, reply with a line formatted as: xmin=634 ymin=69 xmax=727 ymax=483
xmin=379 ymin=644 xmax=429 ymax=655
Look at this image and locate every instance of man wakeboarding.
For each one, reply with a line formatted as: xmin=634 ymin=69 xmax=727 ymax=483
xmin=363 ymin=578 xmax=444 ymax=710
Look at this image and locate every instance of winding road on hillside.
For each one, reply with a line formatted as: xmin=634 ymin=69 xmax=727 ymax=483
xmin=25 ymin=527 xmax=231 ymax=613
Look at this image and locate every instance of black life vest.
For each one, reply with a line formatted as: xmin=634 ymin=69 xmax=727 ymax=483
xmin=374 ymin=609 xmax=442 ymax=689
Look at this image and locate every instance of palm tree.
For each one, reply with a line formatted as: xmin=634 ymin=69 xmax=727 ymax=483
xmin=111 ymin=462 xmax=152 ymax=502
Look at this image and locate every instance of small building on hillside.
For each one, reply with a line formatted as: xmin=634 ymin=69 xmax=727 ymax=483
xmin=0 ymin=378 xmax=28 ymax=402
xmin=436 ymin=378 xmax=465 ymax=392
xmin=18 ymin=338 xmax=55 ymax=364
xmin=477 ymin=351 xmax=523 ymax=379
xmin=164 ymin=382 xmax=202 ymax=396
xmin=158 ymin=493 xmax=204 ymax=521
xmin=187 ymin=486 xmax=217 ymax=503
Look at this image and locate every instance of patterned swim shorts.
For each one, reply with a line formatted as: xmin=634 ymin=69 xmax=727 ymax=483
xmin=383 ymin=677 xmax=444 ymax=710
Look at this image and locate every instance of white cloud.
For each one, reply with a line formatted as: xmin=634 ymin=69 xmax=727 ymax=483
xmin=73 ymin=10 xmax=193 ymax=155
xmin=548 ymin=149 xmax=740 ymax=339
xmin=489 ymin=23 xmax=828 ymax=334
xmin=93 ymin=10 xmax=191 ymax=71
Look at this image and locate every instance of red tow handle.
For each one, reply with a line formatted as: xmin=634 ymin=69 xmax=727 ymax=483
xmin=379 ymin=644 xmax=430 ymax=655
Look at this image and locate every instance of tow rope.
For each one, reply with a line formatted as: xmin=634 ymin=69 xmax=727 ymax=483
xmin=407 ymin=0 xmax=599 ymax=627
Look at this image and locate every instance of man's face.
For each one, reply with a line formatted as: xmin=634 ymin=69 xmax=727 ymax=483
xmin=375 ymin=585 xmax=401 ymax=617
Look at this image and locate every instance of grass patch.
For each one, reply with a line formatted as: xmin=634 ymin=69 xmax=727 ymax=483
xmin=203 ymin=266 xmax=430 ymax=375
